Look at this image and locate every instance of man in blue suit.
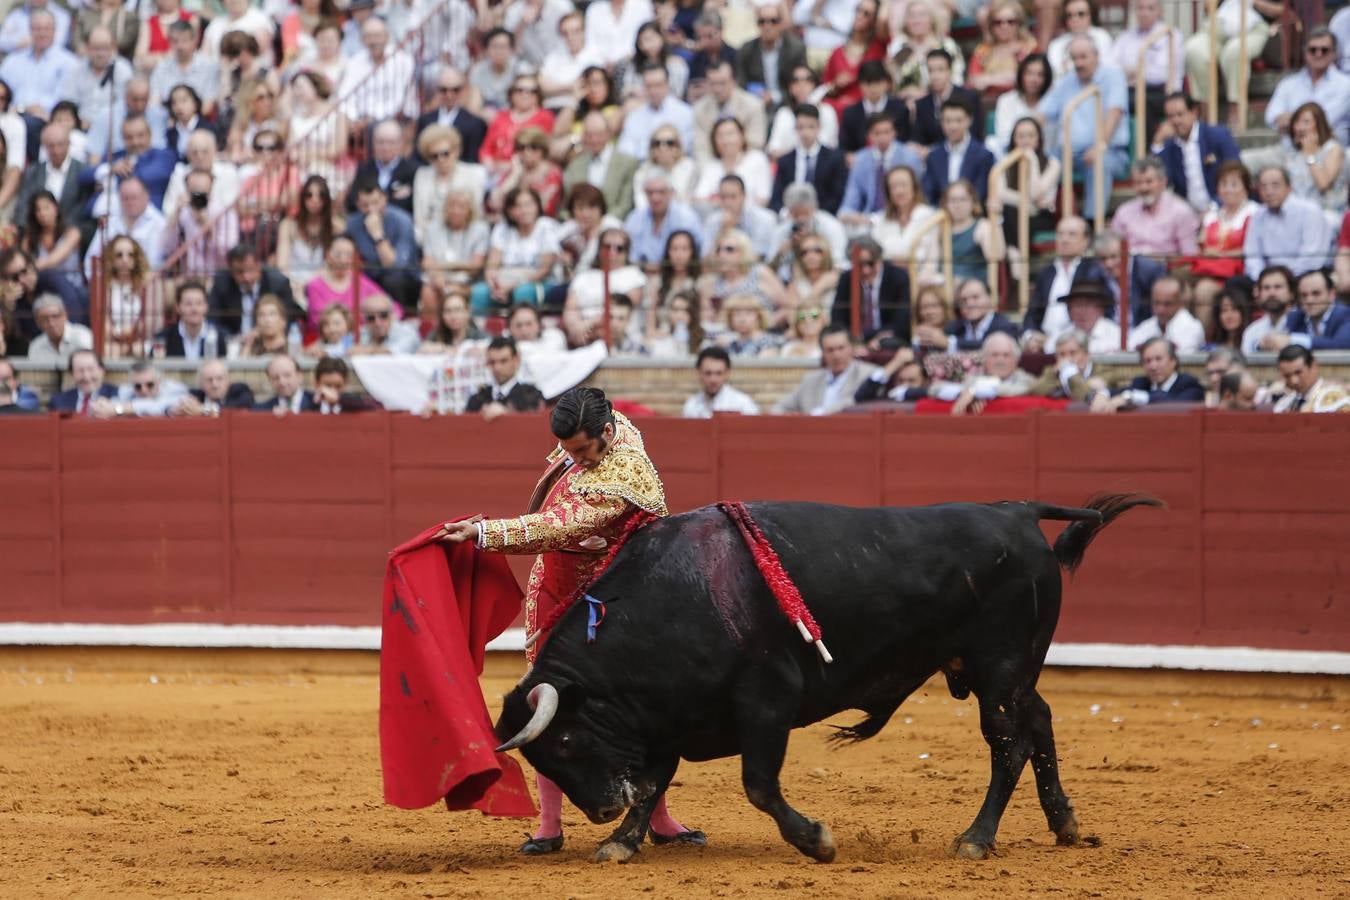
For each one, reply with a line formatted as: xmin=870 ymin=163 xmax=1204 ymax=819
xmin=1095 ymin=229 xmax=1167 ymax=326
xmin=1156 ymin=92 xmax=1239 ymax=212
xmin=79 ymin=115 xmax=177 ymax=215
xmin=48 ymin=349 xmax=118 ymax=415
xmin=838 ymin=113 xmax=923 ymax=227
xmin=921 ymin=98 xmax=995 ymax=205
xmin=1109 ymin=337 xmax=1205 ymax=408
xmin=1266 ymin=270 xmax=1350 ymax=351
xmin=769 ymin=104 xmax=846 ymax=214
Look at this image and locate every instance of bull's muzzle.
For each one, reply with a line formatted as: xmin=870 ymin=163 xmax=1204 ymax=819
xmin=495 ymin=683 xmax=559 ymax=752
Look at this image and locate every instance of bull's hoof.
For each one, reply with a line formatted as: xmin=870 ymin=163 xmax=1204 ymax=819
xmin=1054 ymin=813 xmax=1081 ymax=846
xmin=950 ymin=836 xmax=996 ymax=859
xmin=594 ymin=840 xmax=638 ymax=863
xmin=807 ymin=821 xmax=836 ymax=863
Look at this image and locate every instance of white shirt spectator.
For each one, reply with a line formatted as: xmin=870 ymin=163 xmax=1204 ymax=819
xmin=583 ymin=0 xmax=653 ymax=67
xmin=682 ymin=383 xmax=761 ymax=418
xmin=502 ymin=0 xmax=572 ymax=67
xmin=359 ymin=319 xmax=422 ymax=355
xmin=27 ymin=321 xmax=94 ymax=365
xmin=773 ymin=210 xmax=848 ymax=264
xmin=1127 ymin=308 xmax=1206 ymax=353
xmin=119 ymin=377 xmax=190 ymax=416
xmin=201 ymin=7 xmax=275 ymax=62
xmin=0 ymin=2 xmax=71 ymax=54
xmin=83 ymin=206 xmax=168 ymax=280
xmin=569 ymin=265 xmax=646 ymax=326
xmin=1046 ymin=26 xmax=1113 ymax=76
xmin=490 ymin=216 xmax=562 ymax=267
xmin=339 ymin=48 xmax=419 ymax=121
xmin=1240 ymin=310 xmax=1290 ymax=357
xmin=617 ymin=95 xmax=695 ymax=159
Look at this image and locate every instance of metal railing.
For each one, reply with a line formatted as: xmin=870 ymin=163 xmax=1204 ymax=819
xmin=986 ymin=148 xmax=1032 ymax=317
xmin=1061 ymin=85 xmax=1106 ymax=236
xmin=1134 ymin=26 xmax=1178 ymax=158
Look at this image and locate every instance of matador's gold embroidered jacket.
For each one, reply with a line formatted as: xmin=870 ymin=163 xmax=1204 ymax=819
xmin=479 ymin=412 xmax=667 ymax=660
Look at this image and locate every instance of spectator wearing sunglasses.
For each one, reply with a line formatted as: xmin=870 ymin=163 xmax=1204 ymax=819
xmin=737 ymin=4 xmax=807 ymax=107
xmin=1264 ymin=27 xmax=1350 ymax=146
xmin=416 ymin=67 xmax=487 ymax=164
xmin=114 ymin=359 xmax=189 ymax=417
xmin=350 ymin=291 xmax=420 ymax=355
xmin=562 ymin=227 xmax=647 ymax=346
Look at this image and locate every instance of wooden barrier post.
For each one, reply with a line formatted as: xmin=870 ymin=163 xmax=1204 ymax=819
xmin=1135 ymin=26 xmax=1177 ymax=159
xmin=987 ymin=148 xmax=1031 ymax=316
xmin=601 ymin=243 xmax=612 ymax=350
xmin=1061 ymin=85 xmax=1106 ymax=235
xmin=1236 ymin=0 xmax=1248 ymax=135
xmin=1205 ymin=0 xmax=1219 ymax=123
xmin=908 ymin=211 xmax=953 ymax=302
xmin=90 ymin=254 xmax=105 ymax=360
xmin=849 ymin=242 xmax=862 ymax=338
xmin=1118 ymin=238 xmax=1132 ymax=351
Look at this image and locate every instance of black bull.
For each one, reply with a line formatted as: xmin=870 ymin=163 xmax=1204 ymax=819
xmin=493 ymin=493 xmax=1161 ymax=863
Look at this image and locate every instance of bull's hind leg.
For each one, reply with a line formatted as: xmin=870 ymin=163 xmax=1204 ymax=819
xmin=736 ymin=666 xmax=836 ymax=862
xmin=951 ymin=687 xmax=1034 ymax=859
xmin=1025 ymin=689 xmax=1083 ymax=846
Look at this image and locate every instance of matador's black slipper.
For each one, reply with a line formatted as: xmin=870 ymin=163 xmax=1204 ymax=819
xmin=650 ymin=829 xmax=707 ymax=846
xmin=519 ymin=834 xmax=564 ymax=854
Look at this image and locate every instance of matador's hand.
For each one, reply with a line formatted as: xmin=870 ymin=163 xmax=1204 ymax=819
xmin=435 ymin=515 xmax=484 ymax=543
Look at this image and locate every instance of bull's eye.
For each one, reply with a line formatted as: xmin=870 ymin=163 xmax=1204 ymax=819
xmin=557 ymin=733 xmax=572 ymax=756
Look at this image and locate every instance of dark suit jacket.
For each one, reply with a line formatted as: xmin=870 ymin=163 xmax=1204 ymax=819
xmin=921 ymin=139 xmax=995 ymax=204
xmin=1024 ymin=259 xmax=1112 ymax=333
xmin=253 ymin=392 xmax=319 ymax=413
xmin=735 ymin=33 xmax=807 ymax=100
xmin=1287 ymin=302 xmax=1350 ymax=350
xmin=17 ymin=159 xmax=91 ymax=228
xmin=157 ymin=323 xmax=230 ymax=358
xmin=48 ymin=383 xmax=118 ymax=412
xmin=1126 ymin=372 xmax=1205 ymax=404
xmin=912 ymin=87 xmax=984 ymax=147
xmin=769 ymin=145 xmax=846 ymax=214
xmin=208 ymin=268 xmax=303 ymax=335
xmin=690 ymin=43 xmax=738 ymax=83
xmin=1158 ymin=123 xmax=1239 ymax=205
xmin=190 ymin=383 xmax=256 ymax=409
xmin=78 ymin=147 xmax=178 ymax=212
xmin=165 ymin=119 xmax=223 ymax=162
xmin=346 ymin=156 xmax=419 ymax=213
xmin=943 ymin=313 xmax=1020 ymax=351
xmin=415 ymin=108 xmax=487 ymax=164
xmin=840 ymin=97 xmax=911 ymax=153
xmin=830 ymin=263 xmax=912 ymax=342
xmin=464 ymin=381 xmax=545 ymax=413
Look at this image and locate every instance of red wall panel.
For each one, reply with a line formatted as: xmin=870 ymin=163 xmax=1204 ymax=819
xmin=2 ymin=411 xmax=1348 ymax=653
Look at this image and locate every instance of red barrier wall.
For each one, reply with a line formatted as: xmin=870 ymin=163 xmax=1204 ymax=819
xmin=2 ymin=412 xmax=1347 ymax=651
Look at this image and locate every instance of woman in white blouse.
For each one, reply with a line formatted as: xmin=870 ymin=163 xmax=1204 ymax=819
xmin=1045 ymin=0 xmax=1113 ymax=76
xmin=987 ymin=54 xmax=1053 ymax=157
xmin=986 ymin=116 xmax=1060 ymax=281
xmin=470 ymin=187 xmax=560 ymax=314
xmin=691 ymin=118 xmax=771 ymax=212
xmin=631 ymin=124 xmax=699 ymax=210
xmin=871 ymin=165 xmax=939 ymax=283
xmin=423 ymin=189 xmax=491 ymax=291
xmin=413 ymin=124 xmax=488 ymax=244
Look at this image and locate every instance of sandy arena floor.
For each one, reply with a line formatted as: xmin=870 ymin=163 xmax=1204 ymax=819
xmin=2 ymin=647 xmax=1348 ymax=898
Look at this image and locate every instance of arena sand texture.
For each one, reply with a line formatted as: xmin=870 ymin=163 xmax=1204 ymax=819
xmin=3 ymin=648 xmax=1348 ymax=899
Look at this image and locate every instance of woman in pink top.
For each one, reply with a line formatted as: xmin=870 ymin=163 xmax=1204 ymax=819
xmin=304 ymin=235 xmax=389 ymax=336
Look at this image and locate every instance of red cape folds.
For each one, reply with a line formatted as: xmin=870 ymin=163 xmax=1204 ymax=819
xmin=378 ymin=520 xmax=537 ymax=817
xmin=913 ymin=396 xmax=1071 ymax=415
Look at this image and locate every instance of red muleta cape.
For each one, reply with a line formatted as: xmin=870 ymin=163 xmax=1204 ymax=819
xmin=378 ymin=519 xmax=537 ymax=817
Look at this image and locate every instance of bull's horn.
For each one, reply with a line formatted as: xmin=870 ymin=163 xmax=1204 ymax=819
xmin=495 ymin=683 xmax=559 ymax=752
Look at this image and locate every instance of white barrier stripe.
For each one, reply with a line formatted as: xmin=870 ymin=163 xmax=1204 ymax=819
xmin=1 ymin=624 xmax=1348 ymax=675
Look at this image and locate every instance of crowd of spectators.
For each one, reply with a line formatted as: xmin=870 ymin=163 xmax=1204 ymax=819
xmin=0 ymin=0 xmax=1346 ymax=419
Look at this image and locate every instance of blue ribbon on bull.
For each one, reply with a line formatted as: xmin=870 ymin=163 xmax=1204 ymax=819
xmin=584 ymin=594 xmax=606 ymax=643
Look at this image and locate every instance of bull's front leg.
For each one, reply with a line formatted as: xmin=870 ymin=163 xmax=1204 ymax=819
xmin=594 ymin=758 xmax=676 ymax=864
xmin=735 ymin=662 xmax=836 ymax=862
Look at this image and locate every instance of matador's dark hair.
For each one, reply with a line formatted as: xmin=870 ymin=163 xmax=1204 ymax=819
xmin=551 ymin=387 xmax=614 ymax=440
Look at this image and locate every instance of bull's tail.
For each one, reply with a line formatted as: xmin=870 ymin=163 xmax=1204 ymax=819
xmin=1048 ymin=493 xmax=1166 ymax=574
